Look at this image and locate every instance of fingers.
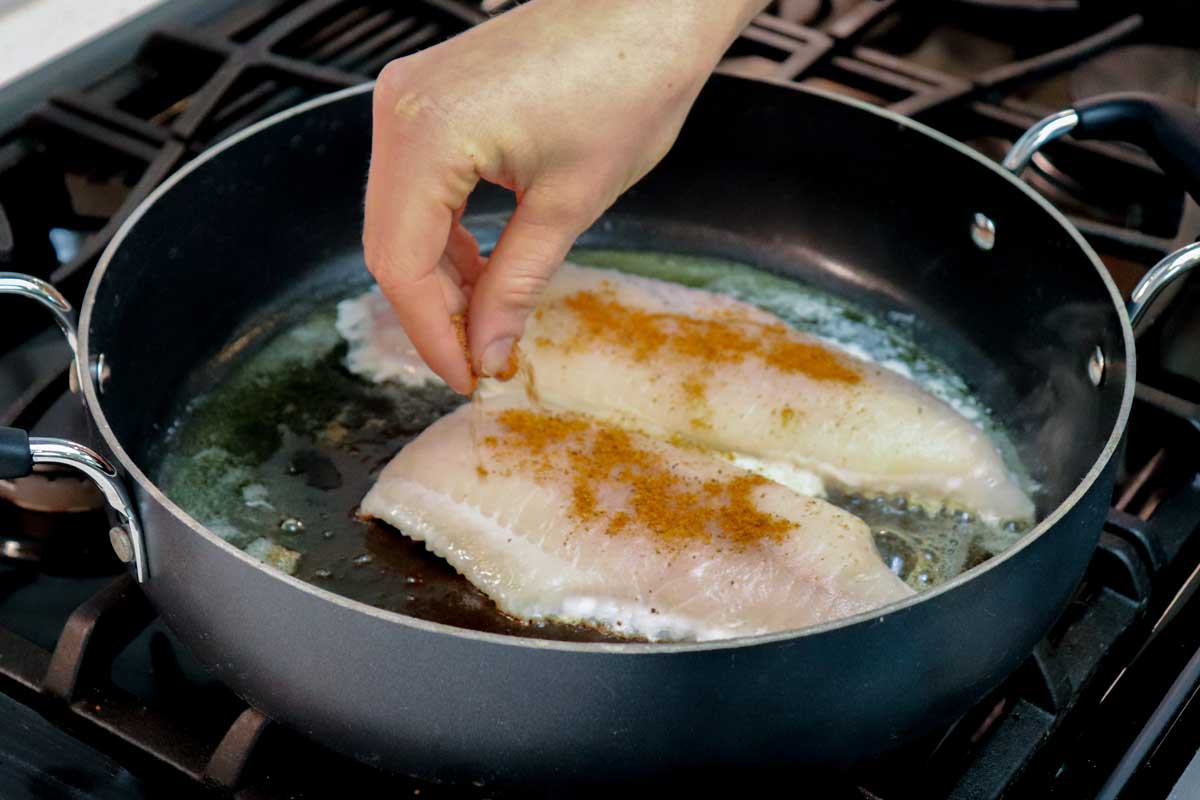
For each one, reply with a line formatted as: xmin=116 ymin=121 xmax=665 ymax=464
xmin=363 ymin=79 xmax=479 ymax=394
xmin=446 ymin=219 xmax=485 ymax=289
xmin=467 ymin=183 xmax=595 ymax=378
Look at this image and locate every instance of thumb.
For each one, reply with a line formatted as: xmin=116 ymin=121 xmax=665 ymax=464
xmin=467 ymin=184 xmax=594 ymax=378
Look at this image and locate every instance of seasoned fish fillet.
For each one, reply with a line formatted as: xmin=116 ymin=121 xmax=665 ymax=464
xmin=339 ymin=285 xmax=830 ymax=498
xmin=339 ymin=263 xmax=1033 ymax=521
xmin=360 ymin=400 xmax=915 ymax=641
xmin=507 ymin=264 xmax=1033 ymax=522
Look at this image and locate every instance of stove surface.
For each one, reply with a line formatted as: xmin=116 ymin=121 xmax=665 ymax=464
xmin=1 ymin=2 xmax=1199 ymax=798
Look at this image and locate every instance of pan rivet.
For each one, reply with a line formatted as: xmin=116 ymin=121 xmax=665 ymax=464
xmin=971 ymin=213 xmax=996 ymax=251
xmin=1087 ymin=347 xmax=1105 ymax=387
xmin=91 ymin=354 xmax=111 ymax=394
xmin=109 ymin=526 xmax=134 ymax=564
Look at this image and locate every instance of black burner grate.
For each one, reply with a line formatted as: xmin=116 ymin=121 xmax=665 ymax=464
xmin=0 ymin=1 xmax=481 ymax=358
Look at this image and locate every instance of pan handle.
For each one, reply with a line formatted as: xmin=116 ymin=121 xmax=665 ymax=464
xmin=1128 ymin=242 xmax=1200 ymax=328
xmin=1003 ymin=92 xmax=1200 ymax=204
xmin=0 ymin=272 xmax=146 ymax=581
xmin=0 ymin=426 xmax=147 ymax=582
xmin=1002 ymin=94 xmax=1200 ymax=327
xmin=0 ymin=273 xmax=85 ymax=390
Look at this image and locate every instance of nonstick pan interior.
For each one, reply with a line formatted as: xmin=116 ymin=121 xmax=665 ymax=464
xmin=86 ymin=80 xmax=1129 ymax=639
xmin=148 ymin=223 xmax=1039 ymax=640
xmin=149 ymin=242 xmax=628 ymax=642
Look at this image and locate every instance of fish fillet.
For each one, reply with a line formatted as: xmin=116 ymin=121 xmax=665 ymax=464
xmin=506 ymin=264 xmax=1033 ymax=521
xmin=339 ymin=263 xmax=1033 ymax=521
xmin=360 ymin=400 xmax=915 ymax=641
xmin=336 ymin=288 xmax=441 ymax=386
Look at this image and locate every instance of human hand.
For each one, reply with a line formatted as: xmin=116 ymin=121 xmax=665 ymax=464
xmin=362 ymin=0 xmax=767 ymax=393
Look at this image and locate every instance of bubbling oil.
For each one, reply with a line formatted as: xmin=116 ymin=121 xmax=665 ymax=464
xmin=157 ymin=249 xmax=1033 ymax=636
xmin=838 ymin=492 xmax=1026 ymax=590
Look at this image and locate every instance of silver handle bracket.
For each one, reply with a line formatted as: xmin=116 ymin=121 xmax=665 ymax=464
xmin=29 ymin=437 xmax=148 ymax=583
xmin=1002 ymin=109 xmax=1080 ymax=177
xmin=1127 ymin=242 xmax=1200 ymax=330
xmin=0 ymin=273 xmax=83 ymax=390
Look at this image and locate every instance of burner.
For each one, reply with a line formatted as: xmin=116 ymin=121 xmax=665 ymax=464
xmin=1070 ymin=45 xmax=1200 ymax=108
xmin=0 ymin=503 xmax=119 ymax=575
xmin=0 ymin=389 xmax=108 ymax=572
xmin=0 ymin=465 xmax=102 ymax=513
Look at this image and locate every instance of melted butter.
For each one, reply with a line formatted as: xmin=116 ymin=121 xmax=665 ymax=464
xmin=158 ymin=249 xmax=1037 ymax=638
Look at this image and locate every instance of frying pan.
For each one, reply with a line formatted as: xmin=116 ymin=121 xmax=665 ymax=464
xmin=1 ymin=76 xmax=1199 ymax=786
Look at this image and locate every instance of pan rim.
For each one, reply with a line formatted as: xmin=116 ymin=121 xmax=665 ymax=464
xmin=80 ymin=75 xmax=1135 ymax=655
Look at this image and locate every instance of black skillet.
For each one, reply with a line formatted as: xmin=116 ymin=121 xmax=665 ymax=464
xmin=1 ymin=76 xmax=1199 ymax=785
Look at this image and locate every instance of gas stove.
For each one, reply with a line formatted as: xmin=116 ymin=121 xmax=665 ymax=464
xmin=1 ymin=2 xmax=1198 ymax=798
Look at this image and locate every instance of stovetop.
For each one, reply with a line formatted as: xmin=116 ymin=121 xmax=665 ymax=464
xmin=1 ymin=2 xmax=1199 ymax=798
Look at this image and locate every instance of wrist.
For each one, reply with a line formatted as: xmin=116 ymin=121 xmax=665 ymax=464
xmin=654 ymin=0 xmax=773 ymax=79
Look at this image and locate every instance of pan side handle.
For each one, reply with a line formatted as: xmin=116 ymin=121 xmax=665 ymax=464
xmin=1002 ymin=94 xmax=1200 ymax=327
xmin=1072 ymin=94 xmax=1200 ymax=204
xmin=0 ymin=272 xmax=147 ymax=582
xmin=1128 ymin=242 xmax=1200 ymax=329
xmin=0 ymin=427 xmax=147 ymax=582
xmin=1004 ymin=92 xmax=1200 ymax=205
xmin=0 ymin=273 xmax=83 ymax=390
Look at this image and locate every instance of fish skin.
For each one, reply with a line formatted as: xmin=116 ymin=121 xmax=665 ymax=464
xmin=360 ymin=399 xmax=915 ymax=641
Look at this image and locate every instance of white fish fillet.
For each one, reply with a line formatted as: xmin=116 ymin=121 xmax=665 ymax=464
xmin=338 ymin=286 xmax=831 ymax=498
xmin=360 ymin=400 xmax=915 ymax=641
xmin=336 ymin=289 xmax=442 ymax=387
xmin=339 ymin=263 xmax=1033 ymax=521
xmin=505 ymin=264 xmax=1033 ymax=522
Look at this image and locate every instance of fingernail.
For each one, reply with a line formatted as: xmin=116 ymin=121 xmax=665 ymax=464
xmin=480 ymin=337 xmax=515 ymax=378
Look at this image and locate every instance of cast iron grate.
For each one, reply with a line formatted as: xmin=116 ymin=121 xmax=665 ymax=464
xmin=0 ymin=0 xmax=481 ymax=353
xmin=1 ymin=1 xmax=1200 ymax=798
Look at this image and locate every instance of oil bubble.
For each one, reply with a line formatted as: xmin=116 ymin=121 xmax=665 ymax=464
xmin=280 ymin=517 xmax=305 ymax=534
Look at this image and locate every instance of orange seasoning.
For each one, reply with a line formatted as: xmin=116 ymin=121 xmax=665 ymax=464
xmin=450 ymin=312 xmax=477 ymax=392
xmin=450 ymin=314 xmax=519 ymax=386
xmin=492 ymin=341 xmax=521 ymax=381
xmin=555 ymin=288 xmax=861 ymax=390
xmin=680 ymin=374 xmax=707 ymax=404
xmin=450 ymin=313 xmax=470 ymax=362
xmin=487 ymin=408 xmax=793 ymax=550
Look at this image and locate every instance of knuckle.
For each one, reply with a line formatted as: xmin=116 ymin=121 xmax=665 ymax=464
xmin=496 ymin=264 xmax=551 ymax=311
xmin=373 ymin=58 xmax=451 ymax=139
xmin=374 ymin=57 xmax=417 ymax=100
xmin=372 ymin=60 xmax=406 ymax=113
